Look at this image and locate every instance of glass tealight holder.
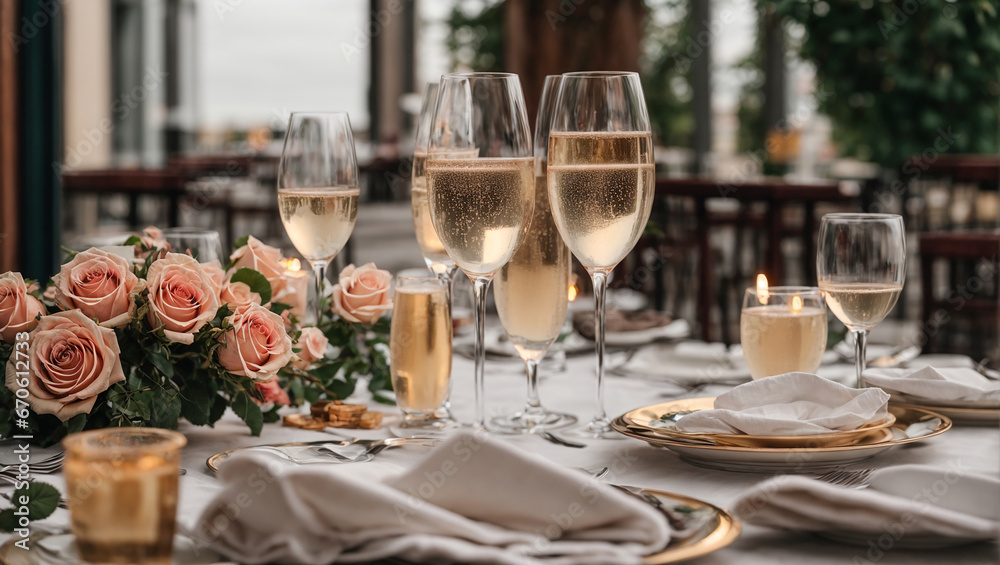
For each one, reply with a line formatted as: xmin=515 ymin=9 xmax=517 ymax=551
xmin=63 ymin=428 xmax=186 ymax=565
xmin=740 ymin=286 xmax=827 ymax=380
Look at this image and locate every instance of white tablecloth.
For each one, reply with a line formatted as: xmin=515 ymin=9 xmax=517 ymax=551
xmin=4 ymin=347 xmax=998 ymax=564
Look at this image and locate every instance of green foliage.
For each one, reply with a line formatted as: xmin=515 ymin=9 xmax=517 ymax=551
xmin=230 ymin=267 xmax=273 ymax=304
xmin=445 ymin=1 xmax=505 ymax=71
xmin=0 ymin=482 xmax=61 ymax=531
xmin=642 ymin=0 xmax=695 ymax=146
xmin=774 ymin=0 xmax=1000 ymax=168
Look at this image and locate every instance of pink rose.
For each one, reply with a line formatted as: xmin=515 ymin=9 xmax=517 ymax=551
xmin=218 ymin=303 xmax=293 ymax=381
xmin=200 ymin=260 xmax=226 ymax=296
xmin=219 ymin=281 xmax=262 ymax=309
xmin=292 ymin=326 xmax=328 ymax=369
xmin=52 ymin=248 xmax=142 ymax=328
xmin=5 ymin=310 xmax=125 ymax=421
xmin=330 ymin=263 xmax=393 ymax=324
xmin=146 ymin=253 xmax=220 ymax=344
xmin=229 ymin=236 xmax=285 ymax=293
xmin=135 ymin=226 xmax=171 ymax=259
xmin=0 ymin=272 xmax=45 ymax=343
xmin=255 ymin=379 xmax=290 ymax=407
xmin=272 ymin=272 xmax=308 ymax=319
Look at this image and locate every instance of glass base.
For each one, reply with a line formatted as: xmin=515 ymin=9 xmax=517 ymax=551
xmin=489 ymin=410 xmax=577 ymax=434
xmin=564 ymin=417 xmax=625 ymax=440
xmin=395 ymin=415 xmax=462 ymax=431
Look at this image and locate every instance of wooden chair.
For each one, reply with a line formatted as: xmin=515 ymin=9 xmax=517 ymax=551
xmin=919 ymin=230 xmax=1000 ymax=358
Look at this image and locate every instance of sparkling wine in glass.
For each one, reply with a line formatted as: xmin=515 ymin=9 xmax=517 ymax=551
xmin=492 ymin=75 xmax=577 ymax=433
xmin=390 ymin=275 xmax=454 ymax=429
xmin=817 ymin=213 xmax=906 ymax=388
xmin=426 ymin=72 xmax=534 ymax=430
xmin=740 ymin=281 xmax=827 ymax=379
xmin=277 ymin=112 xmax=360 ymax=322
xmin=548 ymin=71 xmax=655 ymax=438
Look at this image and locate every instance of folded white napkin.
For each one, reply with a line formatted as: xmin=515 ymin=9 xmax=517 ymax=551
xmin=616 ymin=341 xmax=751 ymax=385
xmin=605 ymin=319 xmax=691 ymax=347
xmin=674 ymin=372 xmax=890 ymax=436
xmin=733 ymin=464 xmax=1000 ymax=543
xmin=193 ymin=431 xmax=670 ymax=565
xmin=864 ymin=366 xmax=1000 ymax=408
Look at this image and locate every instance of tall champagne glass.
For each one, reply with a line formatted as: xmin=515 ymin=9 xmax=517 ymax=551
xmin=492 ymin=76 xmax=576 ymax=433
xmin=277 ymin=112 xmax=360 ymax=323
xmin=548 ymin=71 xmax=655 ymax=438
xmin=817 ymin=213 xmax=906 ymax=388
xmin=426 ymin=73 xmax=534 ymax=430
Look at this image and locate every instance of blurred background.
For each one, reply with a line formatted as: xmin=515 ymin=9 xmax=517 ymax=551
xmin=1 ymin=0 xmax=998 ymax=358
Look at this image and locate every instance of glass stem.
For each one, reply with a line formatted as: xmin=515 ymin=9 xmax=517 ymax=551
xmin=438 ymin=266 xmax=458 ymax=415
xmin=853 ymin=328 xmax=868 ymax=389
xmin=523 ymin=358 xmax=542 ymax=417
xmin=311 ymin=260 xmax=328 ymax=324
xmin=471 ymin=276 xmax=491 ymax=430
xmin=591 ymin=270 xmax=609 ymax=425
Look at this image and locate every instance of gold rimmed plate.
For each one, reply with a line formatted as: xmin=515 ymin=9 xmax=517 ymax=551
xmin=887 ymin=397 xmax=1000 ymax=426
xmin=622 ymin=397 xmax=897 ymax=448
xmin=640 ymin=489 xmax=740 ymax=564
xmin=613 ymin=403 xmax=952 ymax=473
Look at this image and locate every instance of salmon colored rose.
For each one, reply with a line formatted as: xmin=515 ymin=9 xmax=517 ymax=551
xmin=255 ymin=379 xmax=290 ymax=407
xmin=201 ymin=260 xmax=227 ymax=296
xmin=229 ymin=236 xmax=285 ymax=294
xmin=292 ymin=326 xmax=328 ymax=369
xmin=4 ymin=310 xmax=125 ymax=421
xmin=219 ymin=281 xmax=262 ymax=309
xmin=330 ymin=263 xmax=393 ymax=324
xmin=52 ymin=248 xmax=142 ymax=328
xmin=218 ymin=303 xmax=292 ymax=381
xmin=146 ymin=253 xmax=220 ymax=344
xmin=135 ymin=226 xmax=171 ymax=259
xmin=0 ymin=272 xmax=45 ymax=343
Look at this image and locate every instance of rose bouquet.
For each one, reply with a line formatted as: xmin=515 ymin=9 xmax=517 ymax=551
xmin=0 ymin=229 xmax=393 ymax=446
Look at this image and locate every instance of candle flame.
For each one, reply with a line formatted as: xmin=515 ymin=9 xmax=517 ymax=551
xmin=756 ymin=274 xmax=769 ymax=304
xmin=568 ymin=282 xmax=579 ymax=302
xmin=791 ymin=294 xmax=803 ymax=314
xmin=281 ymin=257 xmax=302 ymax=272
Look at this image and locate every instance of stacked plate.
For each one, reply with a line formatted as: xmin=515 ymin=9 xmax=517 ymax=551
xmin=612 ymin=397 xmax=952 ymax=473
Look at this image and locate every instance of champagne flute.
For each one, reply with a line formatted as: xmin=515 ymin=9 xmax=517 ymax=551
xmin=817 ymin=213 xmax=906 ymax=388
xmin=548 ymin=71 xmax=655 ymax=438
xmin=492 ymin=76 xmax=576 ymax=433
xmin=277 ymin=112 xmax=360 ymax=323
xmin=426 ymin=73 xmax=534 ymax=430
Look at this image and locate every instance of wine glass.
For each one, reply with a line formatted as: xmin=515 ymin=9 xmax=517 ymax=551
xmin=817 ymin=213 xmax=906 ymax=388
xmin=425 ymin=73 xmax=534 ymax=430
xmin=492 ymin=75 xmax=577 ymax=433
xmin=277 ymin=112 xmax=360 ymax=323
xmin=161 ymin=228 xmax=223 ymax=263
xmin=548 ymin=71 xmax=655 ymax=438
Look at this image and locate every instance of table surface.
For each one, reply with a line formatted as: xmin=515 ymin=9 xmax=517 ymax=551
xmin=4 ymin=344 xmax=998 ymax=565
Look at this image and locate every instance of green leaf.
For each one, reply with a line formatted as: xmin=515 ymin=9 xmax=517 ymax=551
xmin=180 ymin=378 xmax=215 ymax=426
xmin=123 ymin=235 xmax=142 ymax=246
xmin=269 ymin=302 xmax=293 ymax=315
xmin=149 ymin=345 xmax=174 ymax=379
xmin=230 ymin=268 xmax=272 ymax=305
xmin=0 ymin=509 xmax=15 ymax=532
xmin=232 ymin=392 xmax=263 ymax=436
xmin=232 ymin=236 xmax=249 ymax=251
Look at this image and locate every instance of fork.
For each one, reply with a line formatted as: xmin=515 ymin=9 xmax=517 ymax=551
xmin=815 ymin=468 xmax=874 ymax=488
xmin=0 ymin=452 xmax=65 ymax=476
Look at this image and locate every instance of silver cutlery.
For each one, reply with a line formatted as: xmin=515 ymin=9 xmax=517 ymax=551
xmin=610 ymin=484 xmax=711 ymax=535
xmin=868 ymin=345 xmax=922 ymax=369
xmin=974 ymin=358 xmax=1000 ymax=381
xmin=0 ymin=452 xmax=65 ymax=476
xmin=815 ymin=467 xmax=874 ymax=488
xmin=532 ymin=430 xmax=586 ymax=449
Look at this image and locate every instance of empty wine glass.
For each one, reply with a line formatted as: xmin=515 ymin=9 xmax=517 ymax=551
xmin=277 ymin=112 xmax=360 ymax=323
xmin=817 ymin=213 xmax=906 ymax=388
xmin=425 ymin=73 xmax=534 ymax=430
xmin=548 ymin=72 xmax=655 ymax=438
xmin=162 ymin=228 xmax=223 ymax=263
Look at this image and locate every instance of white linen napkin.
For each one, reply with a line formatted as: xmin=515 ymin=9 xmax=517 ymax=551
xmin=193 ymin=431 xmax=670 ymax=565
xmin=673 ymin=372 xmax=890 ymax=436
xmin=863 ymin=366 xmax=1000 ymax=408
xmin=732 ymin=464 xmax=1000 ymax=542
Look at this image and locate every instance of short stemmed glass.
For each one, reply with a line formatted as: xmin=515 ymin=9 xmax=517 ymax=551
xmin=426 ymin=73 xmax=534 ymax=430
xmin=277 ymin=112 xmax=360 ymax=323
xmin=548 ymin=72 xmax=656 ymax=438
xmin=162 ymin=227 xmax=223 ymax=263
xmin=492 ymin=75 xmax=577 ymax=433
xmin=817 ymin=213 xmax=906 ymax=388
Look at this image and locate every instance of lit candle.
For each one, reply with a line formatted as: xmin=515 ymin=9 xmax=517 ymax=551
xmin=741 ymin=275 xmax=827 ymax=379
